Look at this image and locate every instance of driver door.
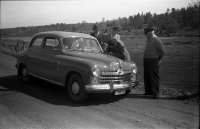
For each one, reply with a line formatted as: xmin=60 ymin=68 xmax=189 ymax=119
xmin=38 ymin=37 xmax=62 ymax=81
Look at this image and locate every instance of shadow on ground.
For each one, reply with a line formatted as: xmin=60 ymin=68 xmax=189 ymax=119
xmin=0 ymin=75 xmax=133 ymax=106
xmin=1 ymin=75 xmax=199 ymax=106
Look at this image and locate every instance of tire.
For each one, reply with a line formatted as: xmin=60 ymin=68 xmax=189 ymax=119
xmin=21 ymin=64 xmax=32 ymax=82
xmin=67 ymin=74 xmax=88 ymax=103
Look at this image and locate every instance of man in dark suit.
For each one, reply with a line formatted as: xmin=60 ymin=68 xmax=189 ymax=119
xmin=90 ymin=24 xmax=103 ymax=44
xmin=102 ymin=24 xmax=112 ymax=44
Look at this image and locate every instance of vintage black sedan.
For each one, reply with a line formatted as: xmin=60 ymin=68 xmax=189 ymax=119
xmin=16 ymin=31 xmax=138 ymax=102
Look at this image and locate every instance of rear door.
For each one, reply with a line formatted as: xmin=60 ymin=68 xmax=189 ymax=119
xmin=38 ymin=37 xmax=62 ymax=81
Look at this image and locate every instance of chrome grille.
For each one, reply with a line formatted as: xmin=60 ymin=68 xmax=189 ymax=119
xmin=98 ymin=72 xmax=133 ymax=84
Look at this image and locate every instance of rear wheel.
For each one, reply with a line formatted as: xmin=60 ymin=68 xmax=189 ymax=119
xmin=67 ymin=74 xmax=88 ymax=103
xmin=21 ymin=64 xmax=32 ymax=82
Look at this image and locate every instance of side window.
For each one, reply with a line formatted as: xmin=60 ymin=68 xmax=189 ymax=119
xmin=44 ymin=38 xmax=59 ymax=50
xmin=31 ymin=37 xmax=43 ymax=48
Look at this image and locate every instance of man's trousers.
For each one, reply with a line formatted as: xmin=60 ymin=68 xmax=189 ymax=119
xmin=143 ymin=58 xmax=160 ymax=95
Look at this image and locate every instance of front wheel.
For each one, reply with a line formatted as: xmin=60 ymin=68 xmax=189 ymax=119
xmin=21 ymin=64 xmax=32 ymax=82
xmin=67 ymin=74 xmax=88 ymax=103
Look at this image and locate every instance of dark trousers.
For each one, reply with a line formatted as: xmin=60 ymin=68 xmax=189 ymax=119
xmin=143 ymin=58 xmax=160 ymax=95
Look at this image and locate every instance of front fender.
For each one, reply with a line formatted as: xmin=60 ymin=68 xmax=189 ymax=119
xmin=57 ymin=56 xmax=101 ymax=86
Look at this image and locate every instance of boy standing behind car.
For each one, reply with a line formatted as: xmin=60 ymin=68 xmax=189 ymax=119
xmin=90 ymin=24 xmax=103 ymax=45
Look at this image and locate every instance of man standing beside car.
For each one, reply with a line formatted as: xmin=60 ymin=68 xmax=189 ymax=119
xmin=143 ymin=27 xmax=166 ymax=99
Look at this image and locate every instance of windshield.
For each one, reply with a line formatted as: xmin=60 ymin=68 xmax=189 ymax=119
xmin=62 ymin=37 xmax=102 ymax=53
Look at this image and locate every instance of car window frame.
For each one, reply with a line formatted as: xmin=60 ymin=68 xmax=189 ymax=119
xmin=40 ymin=36 xmax=63 ymax=55
xmin=43 ymin=37 xmax=60 ymax=51
xmin=28 ymin=36 xmax=44 ymax=49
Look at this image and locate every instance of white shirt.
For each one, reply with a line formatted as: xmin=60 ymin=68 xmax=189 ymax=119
xmin=113 ymin=34 xmax=120 ymax=40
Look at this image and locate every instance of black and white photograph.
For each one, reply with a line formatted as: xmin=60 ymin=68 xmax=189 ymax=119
xmin=0 ymin=0 xmax=199 ymax=128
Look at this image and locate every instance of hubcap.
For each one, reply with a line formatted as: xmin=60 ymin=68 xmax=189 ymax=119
xmin=23 ymin=67 xmax=27 ymax=77
xmin=72 ymin=82 xmax=80 ymax=95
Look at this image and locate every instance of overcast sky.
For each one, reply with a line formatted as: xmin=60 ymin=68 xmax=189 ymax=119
xmin=1 ymin=0 xmax=192 ymax=29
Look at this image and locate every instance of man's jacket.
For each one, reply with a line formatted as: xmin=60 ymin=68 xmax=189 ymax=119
xmin=107 ymin=40 xmax=126 ymax=60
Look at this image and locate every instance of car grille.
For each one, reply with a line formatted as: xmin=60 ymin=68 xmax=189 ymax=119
xmin=98 ymin=72 xmax=133 ymax=84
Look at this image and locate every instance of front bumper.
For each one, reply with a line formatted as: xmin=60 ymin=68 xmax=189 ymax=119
xmin=85 ymin=80 xmax=139 ymax=93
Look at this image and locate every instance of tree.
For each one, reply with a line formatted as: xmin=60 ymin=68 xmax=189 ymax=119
xmin=157 ymin=14 xmax=166 ymax=29
xmin=188 ymin=0 xmax=200 ymax=28
xmin=133 ymin=13 xmax=144 ymax=29
xmin=120 ymin=17 xmax=128 ymax=29
xmin=188 ymin=0 xmax=200 ymax=11
xmin=128 ymin=16 xmax=134 ymax=26
xmin=144 ymin=12 xmax=152 ymax=25
xmin=171 ymin=8 xmax=177 ymax=19
xmin=165 ymin=8 xmax=171 ymax=25
xmin=179 ymin=8 xmax=187 ymax=25
xmin=152 ymin=13 xmax=158 ymax=27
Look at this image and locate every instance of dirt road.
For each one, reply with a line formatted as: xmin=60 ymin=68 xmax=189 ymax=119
xmin=0 ymin=52 xmax=199 ymax=129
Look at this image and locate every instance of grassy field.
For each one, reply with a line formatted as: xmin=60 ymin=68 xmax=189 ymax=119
xmin=122 ymin=37 xmax=200 ymax=49
xmin=1 ymin=37 xmax=199 ymax=95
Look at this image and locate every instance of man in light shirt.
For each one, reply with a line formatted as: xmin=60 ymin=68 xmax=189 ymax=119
xmin=143 ymin=27 xmax=166 ymax=99
xmin=113 ymin=27 xmax=131 ymax=61
xmin=105 ymin=26 xmax=131 ymax=61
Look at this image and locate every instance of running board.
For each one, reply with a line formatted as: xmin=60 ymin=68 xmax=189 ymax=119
xmin=29 ymin=73 xmax=63 ymax=86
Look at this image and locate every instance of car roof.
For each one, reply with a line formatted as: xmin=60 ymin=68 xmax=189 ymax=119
xmin=33 ymin=31 xmax=96 ymax=39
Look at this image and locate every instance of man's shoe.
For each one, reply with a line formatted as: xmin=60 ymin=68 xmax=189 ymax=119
xmin=153 ymin=94 xmax=159 ymax=99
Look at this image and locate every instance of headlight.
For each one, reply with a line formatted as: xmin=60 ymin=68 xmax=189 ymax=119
xmin=110 ymin=62 xmax=119 ymax=71
xmin=91 ymin=65 xmax=102 ymax=77
xmin=130 ymin=63 xmax=137 ymax=74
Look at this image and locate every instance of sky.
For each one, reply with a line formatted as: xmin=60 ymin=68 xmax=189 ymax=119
xmin=0 ymin=0 xmax=193 ymax=29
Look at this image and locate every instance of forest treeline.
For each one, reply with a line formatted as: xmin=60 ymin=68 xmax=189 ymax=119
xmin=0 ymin=2 xmax=199 ymax=37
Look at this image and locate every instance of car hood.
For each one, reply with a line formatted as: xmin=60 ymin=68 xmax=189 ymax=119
xmin=63 ymin=50 xmax=132 ymax=72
